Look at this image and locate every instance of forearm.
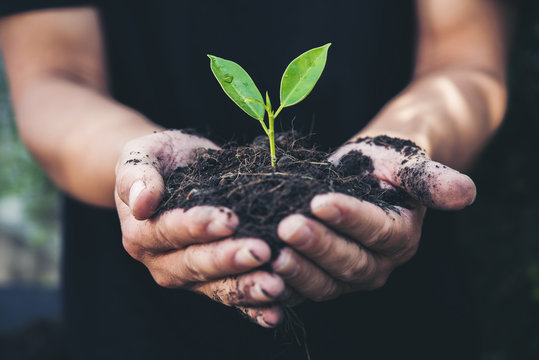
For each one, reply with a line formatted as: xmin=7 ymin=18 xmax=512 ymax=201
xmin=357 ymin=65 xmax=507 ymax=170
xmin=13 ymin=74 xmax=163 ymax=207
xmin=353 ymin=0 xmax=511 ymax=170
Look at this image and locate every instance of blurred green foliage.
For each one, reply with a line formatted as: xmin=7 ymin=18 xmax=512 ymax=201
xmin=0 ymin=56 xmax=60 ymax=256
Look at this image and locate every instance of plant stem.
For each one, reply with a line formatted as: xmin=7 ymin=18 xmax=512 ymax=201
xmin=273 ymin=104 xmax=284 ymax=119
xmin=268 ymin=111 xmax=276 ymax=167
xmin=258 ymin=119 xmax=270 ymax=135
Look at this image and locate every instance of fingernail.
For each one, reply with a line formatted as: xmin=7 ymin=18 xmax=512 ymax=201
xmin=129 ymin=180 xmax=146 ymax=211
xmin=207 ymin=208 xmax=238 ymax=235
xmin=469 ymin=190 xmax=477 ymax=205
xmin=272 ymin=250 xmax=298 ymax=277
xmin=279 ymin=216 xmax=311 ymax=243
xmin=207 ymin=219 xmax=235 ymax=236
xmin=464 ymin=175 xmax=477 ymax=205
xmin=235 ymin=247 xmax=263 ymax=267
xmin=311 ymin=196 xmax=342 ymax=223
xmin=257 ymin=315 xmax=277 ymax=328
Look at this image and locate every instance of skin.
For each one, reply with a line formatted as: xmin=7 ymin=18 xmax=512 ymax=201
xmin=0 ymin=0 xmax=510 ymax=327
xmin=271 ymin=0 xmax=510 ymax=303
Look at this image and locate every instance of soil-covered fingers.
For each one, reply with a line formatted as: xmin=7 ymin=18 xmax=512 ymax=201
xmin=395 ymin=157 xmax=476 ymax=210
xmin=190 ymin=271 xmax=284 ymax=306
xmin=272 ymin=247 xmax=342 ymax=300
xmin=146 ymin=238 xmax=273 ymax=287
xmin=115 ymin=130 xmax=219 ymax=219
xmin=115 ymin=152 xmax=166 ymax=220
xmin=236 ymin=305 xmax=284 ymax=328
xmin=119 ymin=206 xmax=239 ymax=254
xmin=309 ymin=193 xmax=423 ymax=259
xmin=194 ymin=275 xmax=301 ymax=328
xmin=151 ymin=206 xmax=239 ymax=249
xmin=329 ymin=136 xmax=476 ymax=210
xmin=275 ymin=217 xmax=391 ymax=296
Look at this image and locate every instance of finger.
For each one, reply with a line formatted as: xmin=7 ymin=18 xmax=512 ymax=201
xmin=118 ymin=205 xmax=239 ymax=253
xmin=116 ymin=152 xmax=165 ymax=220
xmin=190 ymin=271 xmax=285 ymax=306
xmin=280 ymin=288 xmax=305 ymax=307
xmin=236 ymin=305 xmax=284 ymax=328
xmin=115 ymin=130 xmax=219 ymax=220
xmin=272 ymin=247 xmax=345 ymax=300
xmin=277 ymin=213 xmax=393 ymax=291
xmin=396 ymin=157 xmax=476 ymax=210
xmin=152 ymin=206 xmax=239 ymax=249
xmin=310 ymin=193 xmax=422 ymax=258
xmin=329 ymin=137 xmax=476 ymax=210
xmin=148 ymin=239 xmax=273 ymax=286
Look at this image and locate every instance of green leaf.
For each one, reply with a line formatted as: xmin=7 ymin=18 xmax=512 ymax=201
xmin=208 ymin=55 xmax=265 ymax=121
xmin=280 ymin=43 xmax=331 ymax=107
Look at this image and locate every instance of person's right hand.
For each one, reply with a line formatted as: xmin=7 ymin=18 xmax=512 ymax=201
xmin=114 ymin=130 xmax=287 ymax=327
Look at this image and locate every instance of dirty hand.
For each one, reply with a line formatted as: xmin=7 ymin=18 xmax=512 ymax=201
xmin=115 ymin=129 xmax=286 ymax=327
xmin=272 ymin=136 xmax=476 ymax=301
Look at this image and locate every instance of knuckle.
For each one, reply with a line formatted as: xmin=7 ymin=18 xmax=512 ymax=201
xmin=182 ymin=250 xmax=208 ymax=282
xmin=366 ymin=275 xmax=389 ymax=290
xmin=336 ymin=252 xmax=370 ymax=282
xmin=209 ymin=245 xmax=230 ymax=271
xmin=153 ymin=221 xmax=167 ymax=244
xmin=404 ymin=239 xmax=419 ymax=259
xmin=153 ymin=272 xmax=178 ymax=288
xmin=394 ymin=239 xmax=419 ymax=264
xmin=309 ymin=233 xmax=333 ymax=259
xmin=122 ymin=236 xmax=145 ymax=261
xmin=368 ymin=219 xmax=394 ymax=249
xmin=388 ymin=227 xmax=420 ymax=263
xmin=311 ymin=281 xmax=340 ymax=302
xmin=153 ymin=219 xmax=177 ymax=250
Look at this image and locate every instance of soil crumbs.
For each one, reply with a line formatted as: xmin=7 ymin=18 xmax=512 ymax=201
xmin=157 ymin=132 xmax=411 ymax=257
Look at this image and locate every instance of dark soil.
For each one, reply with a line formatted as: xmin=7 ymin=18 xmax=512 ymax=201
xmin=157 ymin=132 xmax=413 ymax=257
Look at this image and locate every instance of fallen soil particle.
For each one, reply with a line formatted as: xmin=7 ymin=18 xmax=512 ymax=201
xmin=124 ymin=158 xmax=142 ymax=165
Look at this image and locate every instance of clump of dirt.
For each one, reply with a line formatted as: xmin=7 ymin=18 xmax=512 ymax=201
xmin=351 ymin=135 xmax=423 ymax=162
xmin=157 ymin=132 xmax=412 ymax=256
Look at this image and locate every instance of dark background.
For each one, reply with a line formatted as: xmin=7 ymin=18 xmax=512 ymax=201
xmin=0 ymin=1 xmax=539 ymax=359
xmin=443 ymin=1 xmax=539 ymax=357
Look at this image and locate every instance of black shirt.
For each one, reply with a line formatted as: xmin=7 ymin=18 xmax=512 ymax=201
xmin=0 ymin=1 xmax=478 ymax=359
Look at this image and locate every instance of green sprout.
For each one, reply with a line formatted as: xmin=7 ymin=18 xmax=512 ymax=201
xmin=208 ymin=43 xmax=331 ymax=167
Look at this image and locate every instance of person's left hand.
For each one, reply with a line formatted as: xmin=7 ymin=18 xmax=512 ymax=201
xmin=272 ymin=137 xmax=476 ymax=301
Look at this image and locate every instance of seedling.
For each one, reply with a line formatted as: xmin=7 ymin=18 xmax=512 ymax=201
xmin=208 ymin=43 xmax=331 ymax=167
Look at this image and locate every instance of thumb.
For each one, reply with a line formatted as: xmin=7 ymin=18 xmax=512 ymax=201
xmin=115 ymin=130 xmax=221 ymax=219
xmin=395 ymin=157 xmax=476 ymax=210
xmin=115 ymin=154 xmax=165 ymax=220
xmin=330 ymin=136 xmax=476 ymax=210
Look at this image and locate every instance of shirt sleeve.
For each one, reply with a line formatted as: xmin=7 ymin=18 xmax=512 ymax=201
xmin=0 ymin=0 xmax=94 ymax=18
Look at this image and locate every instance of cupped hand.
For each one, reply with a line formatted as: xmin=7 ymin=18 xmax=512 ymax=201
xmin=272 ymin=136 xmax=476 ymax=302
xmin=115 ymin=130 xmax=287 ymax=327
